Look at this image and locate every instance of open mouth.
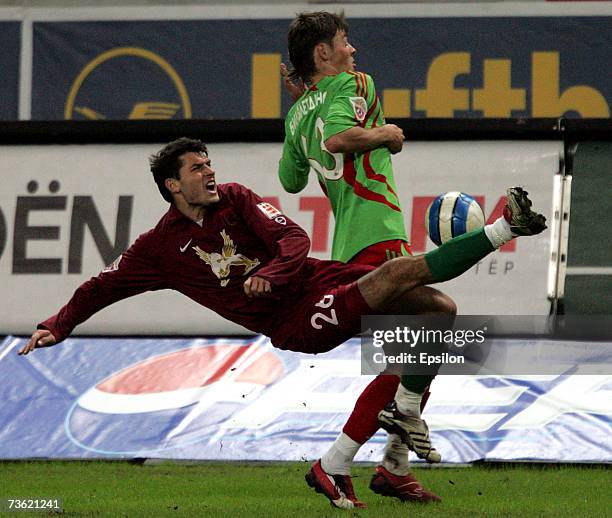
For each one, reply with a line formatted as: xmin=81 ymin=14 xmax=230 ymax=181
xmin=205 ymin=180 xmax=217 ymax=194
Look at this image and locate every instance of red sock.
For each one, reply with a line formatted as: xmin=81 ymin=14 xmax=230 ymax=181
xmin=342 ymin=374 xmax=400 ymax=444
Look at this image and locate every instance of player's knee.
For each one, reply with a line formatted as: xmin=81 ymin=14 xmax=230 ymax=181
xmin=381 ymin=256 xmax=423 ymax=287
xmin=436 ymin=293 xmax=457 ymax=316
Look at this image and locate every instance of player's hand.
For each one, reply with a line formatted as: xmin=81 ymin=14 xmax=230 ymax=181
xmin=382 ymin=124 xmax=404 ymax=154
xmin=281 ymin=63 xmax=306 ymax=103
xmin=244 ymin=276 xmax=272 ymax=298
xmin=18 ymin=329 xmax=57 ymax=356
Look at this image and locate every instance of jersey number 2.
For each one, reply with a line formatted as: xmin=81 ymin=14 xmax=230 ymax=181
xmin=310 ymin=294 xmax=339 ymax=330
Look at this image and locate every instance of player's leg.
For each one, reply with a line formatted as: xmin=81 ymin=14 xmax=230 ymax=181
xmin=361 ymin=186 xmax=547 ymax=460
xmin=330 ymin=241 xmax=407 ymax=463
xmin=296 ymin=270 xmax=451 ymax=507
xmin=321 ymin=236 xmax=462 ymax=501
xmin=358 ymin=186 xmax=547 ymax=309
xmin=299 ymin=282 xmax=449 ymax=506
xmin=375 ymin=286 xmax=455 ymax=412
xmin=342 ymin=285 xmax=455 ymax=440
xmin=354 ymin=239 xmax=490 ymax=463
xmin=290 ymin=276 xmax=372 ymax=510
xmin=369 ymin=440 xmax=442 ymax=503
xmin=303 ymin=187 xmax=546 ymax=503
xmin=321 ymin=221 xmax=502 ymax=501
xmin=358 ymin=249 xmax=478 ymax=464
xmin=364 ymin=289 xmax=452 ymax=489
xmin=303 ymin=247 xmax=393 ymax=509
xmin=325 ymin=286 xmax=453 ymax=466
xmin=371 ymin=286 xmax=452 ymax=502
xmin=323 ymin=239 xmax=452 ymax=471
xmin=306 ymin=285 xmax=451 ymax=504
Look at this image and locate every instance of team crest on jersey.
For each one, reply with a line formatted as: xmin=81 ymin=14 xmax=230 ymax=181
xmin=193 ymin=230 xmax=260 ymax=287
xmin=349 ymin=96 xmax=368 ymax=122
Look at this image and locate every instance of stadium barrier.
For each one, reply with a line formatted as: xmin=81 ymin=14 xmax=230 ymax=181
xmin=0 ymin=118 xmax=610 ymax=462
xmin=0 ymin=118 xmax=609 ymax=336
xmin=1 ymin=334 xmax=610 ymax=462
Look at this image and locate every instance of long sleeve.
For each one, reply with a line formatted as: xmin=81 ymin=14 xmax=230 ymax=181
xmin=38 ymin=230 xmax=168 ymax=342
xmin=223 ymin=183 xmax=310 ymax=287
xmin=278 ymin=130 xmax=310 ymax=194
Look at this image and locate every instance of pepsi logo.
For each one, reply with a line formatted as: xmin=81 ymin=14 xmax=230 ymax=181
xmin=66 ymin=342 xmax=284 ymax=454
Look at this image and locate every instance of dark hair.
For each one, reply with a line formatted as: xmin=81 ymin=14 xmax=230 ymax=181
xmin=149 ymin=137 xmax=208 ymax=203
xmin=287 ymin=11 xmax=348 ymax=83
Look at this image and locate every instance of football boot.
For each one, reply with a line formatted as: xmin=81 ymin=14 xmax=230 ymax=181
xmin=370 ymin=465 xmax=441 ymax=503
xmin=305 ymin=459 xmax=367 ymax=509
xmin=503 ymin=187 xmax=547 ymax=236
xmin=378 ymin=401 xmax=441 ymax=463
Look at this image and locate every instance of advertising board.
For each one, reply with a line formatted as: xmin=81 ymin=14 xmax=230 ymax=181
xmin=0 ymin=141 xmax=560 ymax=334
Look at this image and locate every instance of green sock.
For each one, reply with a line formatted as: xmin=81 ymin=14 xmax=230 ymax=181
xmin=425 ymin=228 xmax=495 ymax=283
xmin=400 ymin=375 xmax=433 ymax=394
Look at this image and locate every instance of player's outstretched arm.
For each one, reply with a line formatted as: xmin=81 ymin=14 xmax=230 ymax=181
xmin=325 ymin=124 xmax=404 ymax=155
xmin=18 ymin=329 xmax=57 ymax=356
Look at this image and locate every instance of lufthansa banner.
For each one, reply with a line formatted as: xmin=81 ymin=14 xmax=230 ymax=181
xmin=0 ymin=21 xmax=20 ymax=120
xmin=30 ymin=14 xmax=611 ymax=120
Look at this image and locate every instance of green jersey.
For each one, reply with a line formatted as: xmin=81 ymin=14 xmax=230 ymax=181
xmin=278 ymin=71 xmax=407 ymax=262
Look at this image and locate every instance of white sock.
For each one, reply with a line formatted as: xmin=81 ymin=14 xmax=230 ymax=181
xmin=395 ymin=384 xmax=422 ymax=418
xmin=382 ymin=433 xmax=411 ymax=476
xmin=484 ymin=217 xmax=513 ymax=249
xmin=320 ymin=433 xmax=361 ymax=475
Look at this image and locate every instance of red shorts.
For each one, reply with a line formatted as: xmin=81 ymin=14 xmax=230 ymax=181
xmin=348 ymin=239 xmax=412 ymax=267
xmin=271 ymin=260 xmax=376 ymax=354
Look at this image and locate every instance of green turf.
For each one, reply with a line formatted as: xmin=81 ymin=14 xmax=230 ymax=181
xmin=1 ymin=461 xmax=610 ymax=517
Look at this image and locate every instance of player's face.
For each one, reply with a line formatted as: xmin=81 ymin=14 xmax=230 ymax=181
xmin=174 ymin=151 xmax=220 ymax=207
xmin=328 ymin=30 xmax=356 ymax=74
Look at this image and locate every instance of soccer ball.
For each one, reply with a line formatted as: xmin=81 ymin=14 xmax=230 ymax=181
xmin=425 ymin=192 xmax=485 ymax=246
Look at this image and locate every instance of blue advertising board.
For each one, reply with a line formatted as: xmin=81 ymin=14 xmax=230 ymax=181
xmin=31 ymin=20 xmax=287 ymax=121
xmin=0 ymin=22 xmax=20 ymax=120
xmin=2 ymin=335 xmax=610 ymax=462
xmin=30 ymin=16 xmax=611 ymax=120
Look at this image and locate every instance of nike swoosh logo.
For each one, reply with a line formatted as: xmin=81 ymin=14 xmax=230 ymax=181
xmin=179 ymin=239 xmax=193 ymax=253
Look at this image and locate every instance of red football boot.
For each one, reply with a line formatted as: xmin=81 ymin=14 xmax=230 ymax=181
xmin=305 ymin=459 xmax=367 ymax=509
xmin=370 ymin=465 xmax=441 ymax=503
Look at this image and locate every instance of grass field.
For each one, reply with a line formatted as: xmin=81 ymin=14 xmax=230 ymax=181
xmin=1 ymin=461 xmax=610 ymax=517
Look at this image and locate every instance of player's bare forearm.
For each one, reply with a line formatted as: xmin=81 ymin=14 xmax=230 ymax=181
xmin=18 ymin=329 xmax=57 ymax=356
xmin=324 ymin=124 xmax=404 ymax=155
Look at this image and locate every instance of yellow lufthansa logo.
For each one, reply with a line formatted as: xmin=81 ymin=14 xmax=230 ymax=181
xmin=64 ymin=47 xmax=192 ymax=120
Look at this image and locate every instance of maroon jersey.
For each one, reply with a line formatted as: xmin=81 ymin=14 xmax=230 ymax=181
xmin=39 ymin=183 xmax=332 ymax=342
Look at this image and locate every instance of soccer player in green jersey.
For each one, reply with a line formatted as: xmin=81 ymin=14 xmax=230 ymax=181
xmin=278 ymin=11 xmax=457 ymax=506
xmin=279 ymin=22 xmax=407 ymax=263
xmin=277 ymin=11 xmax=545 ymax=508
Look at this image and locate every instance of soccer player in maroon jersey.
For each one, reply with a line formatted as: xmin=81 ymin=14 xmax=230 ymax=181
xmin=20 ymin=138 xmax=546 ymax=510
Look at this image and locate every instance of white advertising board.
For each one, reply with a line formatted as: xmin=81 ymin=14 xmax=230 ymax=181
xmin=0 ymin=141 xmax=561 ymax=335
